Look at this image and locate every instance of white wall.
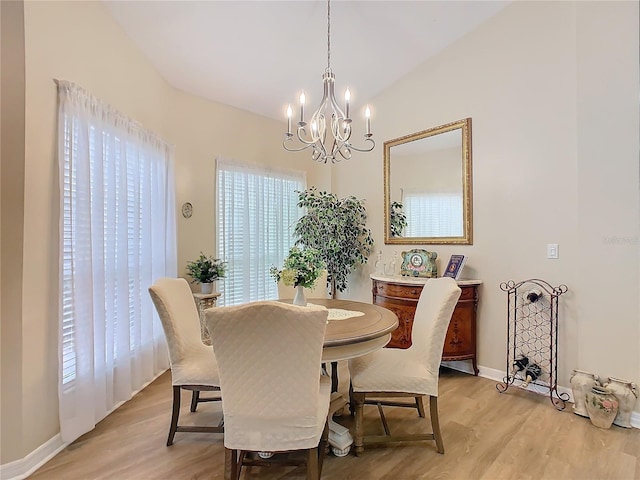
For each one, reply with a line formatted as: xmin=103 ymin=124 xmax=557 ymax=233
xmin=170 ymin=88 xmax=330 ymax=282
xmin=2 ymin=0 xmax=328 ymax=466
xmin=575 ymin=1 xmax=640 ymax=384
xmin=3 ymin=0 xmax=638 ymax=470
xmin=333 ymin=1 xmax=639 ymax=407
xmin=0 ymin=0 xmax=26 ymax=464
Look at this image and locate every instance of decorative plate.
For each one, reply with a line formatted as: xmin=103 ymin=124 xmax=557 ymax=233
xmin=400 ymin=249 xmax=438 ymax=278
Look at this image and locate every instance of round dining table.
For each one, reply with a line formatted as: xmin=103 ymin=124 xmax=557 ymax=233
xmin=303 ymin=298 xmax=399 ymax=363
xmin=198 ymin=297 xmax=398 ymax=357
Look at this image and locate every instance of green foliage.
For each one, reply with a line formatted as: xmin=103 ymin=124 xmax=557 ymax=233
xmin=269 ymin=246 xmax=325 ymax=289
xmin=294 ymin=187 xmax=374 ymax=294
xmin=389 ymin=201 xmax=407 ymax=238
xmin=185 ymin=253 xmax=227 ymax=284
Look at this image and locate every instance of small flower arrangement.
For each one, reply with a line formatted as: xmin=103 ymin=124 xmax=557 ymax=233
xmin=186 ymin=253 xmax=227 ymax=284
xmin=270 ymin=246 xmax=325 ymax=289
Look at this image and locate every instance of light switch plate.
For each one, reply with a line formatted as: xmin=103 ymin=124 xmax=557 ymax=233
xmin=547 ymin=243 xmax=559 ymax=259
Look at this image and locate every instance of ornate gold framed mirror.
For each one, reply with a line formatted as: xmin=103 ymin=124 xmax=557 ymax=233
xmin=384 ymin=118 xmax=472 ymax=245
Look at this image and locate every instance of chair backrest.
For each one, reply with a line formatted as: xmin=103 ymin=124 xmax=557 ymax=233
xmin=148 ymin=277 xmax=204 ymax=367
xmin=205 ymin=301 xmax=329 ymax=450
xmin=277 ymin=270 xmax=329 ymax=299
xmin=409 ymin=277 xmax=462 ymax=372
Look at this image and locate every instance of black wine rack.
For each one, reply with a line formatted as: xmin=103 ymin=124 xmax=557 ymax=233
xmin=496 ymin=279 xmax=569 ymax=410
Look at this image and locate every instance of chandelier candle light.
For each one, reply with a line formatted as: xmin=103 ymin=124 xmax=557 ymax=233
xmin=283 ymin=0 xmax=375 ymax=163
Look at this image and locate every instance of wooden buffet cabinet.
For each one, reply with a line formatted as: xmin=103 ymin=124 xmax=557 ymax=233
xmin=371 ymin=274 xmax=481 ymax=375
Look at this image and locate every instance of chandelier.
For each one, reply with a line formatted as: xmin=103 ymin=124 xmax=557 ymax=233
xmin=283 ymin=0 xmax=375 ymax=164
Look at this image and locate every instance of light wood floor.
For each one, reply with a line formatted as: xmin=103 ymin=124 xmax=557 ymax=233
xmin=30 ymin=366 xmax=639 ymax=480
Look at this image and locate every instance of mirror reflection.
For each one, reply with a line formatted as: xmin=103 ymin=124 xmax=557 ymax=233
xmin=384 ymin=118 xmax=472 ymax=245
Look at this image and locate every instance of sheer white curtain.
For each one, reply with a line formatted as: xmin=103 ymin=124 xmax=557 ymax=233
xmin=57 ymin=81 xmax=176 ymax=443
xmin=216 ymin=157 xmax=305 ymax=306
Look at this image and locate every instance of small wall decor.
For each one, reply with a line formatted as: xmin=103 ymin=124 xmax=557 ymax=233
xmin=400 ymin=249 xmax=437 ymax=277
xmin=181 ymin=202 xmax=193 ymax=218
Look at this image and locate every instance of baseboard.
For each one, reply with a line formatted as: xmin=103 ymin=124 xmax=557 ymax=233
xmin=444 ymin=362 xmax=639 ymax=429
xmin=0 ymin=434 xmax=67 ymax=480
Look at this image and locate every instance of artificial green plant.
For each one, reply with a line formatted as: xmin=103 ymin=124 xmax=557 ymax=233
xmin=294 ymin=187 xmax=374 ymax=297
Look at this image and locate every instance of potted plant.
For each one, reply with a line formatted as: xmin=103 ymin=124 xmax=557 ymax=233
xmin=293 ymin=187 xmax=373 ymax=297
xmin=270 ymin=246 xmax=325 ymax=306
xmin=186 ymin=253 xmax=227 ymax=294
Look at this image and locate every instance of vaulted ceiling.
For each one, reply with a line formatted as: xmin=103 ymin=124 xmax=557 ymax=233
xmin=105 ymin=1 xmax=510 ymax=121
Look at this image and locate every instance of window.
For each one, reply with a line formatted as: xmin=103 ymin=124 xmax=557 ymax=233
xmin=403 ymin=191 xmax=463 ymax=237
xmin=216 ymin=157 xmax=305 ymax=305
xmin=57 ymin=81 xmax=175 ymax=443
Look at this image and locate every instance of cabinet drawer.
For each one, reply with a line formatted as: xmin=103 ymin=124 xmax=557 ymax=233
xmin=374 ymin=281 xmax=422 ymax=300
xmin=459 ymin=286 xmax=477 ymax=301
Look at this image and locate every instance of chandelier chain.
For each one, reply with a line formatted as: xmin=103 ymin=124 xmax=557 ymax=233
xmin=326 ymin=0 xmax=331 ymax=71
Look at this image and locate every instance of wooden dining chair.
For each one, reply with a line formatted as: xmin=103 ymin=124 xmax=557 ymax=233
xmin=348 ymin=277 xmax=461 ymax=455
xmin=205 ymin=301 xmax=341 ymax=480
xmin=148 ymin=277 xmax=223 ymax=446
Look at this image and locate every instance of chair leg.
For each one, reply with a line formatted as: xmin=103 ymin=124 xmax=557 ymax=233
xmin=429 ymin=395 xmax=444 ymax=454
xmin=415 ymin=395 xmax=426 ymax=418
xmin=306 ymin=447 xmax=319 ymax=480
xmin=225 ymin=448 xmax=240 ymax=480
xmin=352 ymin=391 xmax=366 ymax=456
xmin=317 ymin=422 xmax=329 ymax=475
xmin=167 ymin=386 xmax=181 ymax=446
xmin=190 ymin=390 xmax=200 ymax=412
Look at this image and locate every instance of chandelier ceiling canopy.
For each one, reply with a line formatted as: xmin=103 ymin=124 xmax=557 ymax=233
xmin=283 ymin=0 xmax=375 ymax=164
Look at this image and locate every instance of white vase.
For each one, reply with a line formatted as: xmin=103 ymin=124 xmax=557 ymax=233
xmin=293 ymin=285 xmax=307 ymax=306
xmin=570 ymin=369 xmax=599 ymax=417
xmin=200 ymin=282 xmax=213 ymax=294
xmin=585 ymin=385 xmax=619 ymax=429
xmin=603 ymin=377 xmax=638 ymax=428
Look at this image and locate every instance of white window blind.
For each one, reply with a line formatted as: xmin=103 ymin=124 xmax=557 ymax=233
xmin=216 ymin=157 xmax=305 ymax=306
xmin=57 ymin=80 xmax=176 ymax=443
xmin=403 ymin=191 xmax=463 ymax=237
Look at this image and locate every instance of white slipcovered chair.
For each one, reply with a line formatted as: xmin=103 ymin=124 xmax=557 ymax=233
xmin=148 ymin=277 xmax=223 ymax=446
xmin=205 ymin=301 xmax=343 ymax=480
xmin=277 ymin=270 xmax=339 ymax=391
xmin=348 ymin=277 xmax=461 ymax=456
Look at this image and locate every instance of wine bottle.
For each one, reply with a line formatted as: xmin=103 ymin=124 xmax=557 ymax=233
xmin=521 ymin=363 xmax=542 ymax=388
xmin=513 ymin=355 xmax=529 ymax=374
xmin=524 ymin=289 xmax=542 ymax=303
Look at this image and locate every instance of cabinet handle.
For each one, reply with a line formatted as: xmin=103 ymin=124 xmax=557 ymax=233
xmin=411 ymin=289 xmax=419 ymax=295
